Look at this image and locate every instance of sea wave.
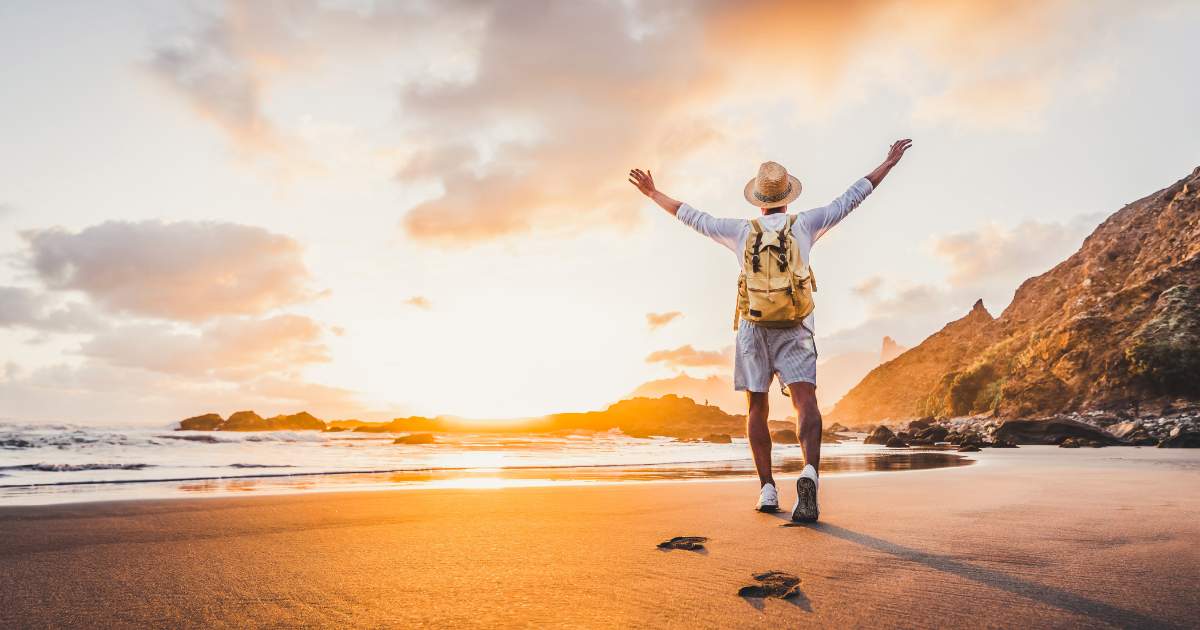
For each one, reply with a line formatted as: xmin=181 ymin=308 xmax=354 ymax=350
xmin=0 ymin=463 xmax=154 ymax=472
xmin=155 ymin=434 xmax=233 ymax=444
xmin=0 ymin=428 xmax=147 ymax=449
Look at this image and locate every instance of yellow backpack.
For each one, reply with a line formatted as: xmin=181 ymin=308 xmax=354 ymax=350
xmin=733 ymin=215 xmax=816 ymax=330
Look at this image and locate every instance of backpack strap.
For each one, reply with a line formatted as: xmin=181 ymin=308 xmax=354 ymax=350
xmin=776 ymin=214 xmax=798 ymax=271
xmin=748 ymin=219 xmax=763 ymax=273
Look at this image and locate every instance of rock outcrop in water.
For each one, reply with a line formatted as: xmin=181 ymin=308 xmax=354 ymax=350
xmin=176 ymin=410 xmax=328 ymax=432
xmin=179 ymin=413 xmax=223 ymax=431
xmin=179 ymin=395 xmax=749 ymax=439
xmin=832 ymin=167 xmax=1200 ymax=426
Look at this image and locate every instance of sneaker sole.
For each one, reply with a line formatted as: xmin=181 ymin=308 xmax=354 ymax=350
xmin=791 ymin=477 xmax=819 ymax=522
xmin=756 ymin=505 xmax=780 ymax=513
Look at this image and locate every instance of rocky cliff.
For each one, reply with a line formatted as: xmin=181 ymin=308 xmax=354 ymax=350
xmin=831 ymin=166 xmax=1200 ymax=425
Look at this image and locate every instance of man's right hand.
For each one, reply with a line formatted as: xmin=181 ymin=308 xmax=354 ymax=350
xmin=628 ymin=168 xmax=682 ymax=216
xmin=628 ymin=169 xmax=657 ymax=197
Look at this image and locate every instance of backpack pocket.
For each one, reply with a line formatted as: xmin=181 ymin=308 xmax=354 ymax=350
xmin=791 ymin=269 xmax=815 ymax=320
xmin=745 ymin=274 xmax=799 ymax=325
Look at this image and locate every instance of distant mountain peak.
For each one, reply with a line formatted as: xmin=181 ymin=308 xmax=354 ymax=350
xmin=880 ymin=336 xmax=907 ymax=363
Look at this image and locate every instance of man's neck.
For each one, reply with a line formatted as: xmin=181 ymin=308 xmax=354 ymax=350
xmin=761 ymin=208 xmax=786 ymax=216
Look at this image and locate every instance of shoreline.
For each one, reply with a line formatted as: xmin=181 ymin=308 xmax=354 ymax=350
xmin=3 ymin=448 xmax=1197 ymax=628
xmin=1 ymin=447 xmax=975 ymax=507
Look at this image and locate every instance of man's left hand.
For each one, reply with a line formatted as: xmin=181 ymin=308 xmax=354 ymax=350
xmin=886 ymin=139 xmax=912 ymax=165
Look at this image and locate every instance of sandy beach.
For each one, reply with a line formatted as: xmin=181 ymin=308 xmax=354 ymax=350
xmin=2 ymin=447 xmax=1197 ymax=629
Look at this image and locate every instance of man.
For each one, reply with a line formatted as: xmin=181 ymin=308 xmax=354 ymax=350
xmin=628 ymin=139 xmax=912 ymax=522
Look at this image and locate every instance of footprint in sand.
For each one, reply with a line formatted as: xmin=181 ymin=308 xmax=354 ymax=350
xmin=656 ymin=536 xmax=708 ymax=551
xmin=738 ymin=571 xmax=801 ymax=599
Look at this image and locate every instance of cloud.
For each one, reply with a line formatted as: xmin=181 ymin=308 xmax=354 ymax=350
xmin=645 ymin=345 xmax=733 ymax=369
xmin=0 ymin=202 xmax=13 ymax=218
xmin=851 ymin=276 xmax=883 ymax=298
xmin=23 ymin=220 xmax=318 ymax=322
xmin=147 ymin=1 xmax=1137 ymax=244
xmin=646 ymin=311 xmax=683 ymax=330
xmin=0 ymin=360 xmax=362 ymax=425
xmin=147 ymin=1 xmax=488 ymax=160
xmin=149 ymin=9 xmax=282 ymax=153
xmin=403 ymin=296 xmax=432 ymax=309
xmin=396 ymin=1 xmax=714 ymax=244
xmin=0 ymin=286 xmax=104 ymax=333
xmin=80 ymin=314 xmax=329 ymax=380
xmin=931 ymin=214 xmax=1104 ymax=289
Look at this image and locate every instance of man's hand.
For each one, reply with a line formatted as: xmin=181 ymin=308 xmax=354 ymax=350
xmin=628 ymin=167 xmax=682 ymax=215
xmin=628 ymin=169 xmax=656 ymax=197
xmin=866 ymin=138 xmax=912 ymax=189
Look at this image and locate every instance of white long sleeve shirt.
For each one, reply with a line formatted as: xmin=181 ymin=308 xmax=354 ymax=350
xmin=675 ymin=177 xmax=875 ymax=333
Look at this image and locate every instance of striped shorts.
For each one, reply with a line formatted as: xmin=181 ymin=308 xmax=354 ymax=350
xmin=733 ymin=320 xmax=818 ymax=393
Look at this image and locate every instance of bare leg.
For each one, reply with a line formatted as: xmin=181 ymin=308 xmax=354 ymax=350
xmin=746 ymin=392 xmax=775 ymax=487
xmin=787 ymin=382 xmax=822 ymax=472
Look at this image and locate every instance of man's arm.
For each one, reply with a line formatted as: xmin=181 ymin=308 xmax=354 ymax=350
xmin=628 ymin=167 xmax=743 ymax=252
xmin=628 ymin=169 xmax=681 ymax=215
xmin=865 ymin=139 xmax=912 ymax=189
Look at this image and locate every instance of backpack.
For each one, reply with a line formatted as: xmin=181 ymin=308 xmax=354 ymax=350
xmin=733 ymin=215 xmax=816 ymax=330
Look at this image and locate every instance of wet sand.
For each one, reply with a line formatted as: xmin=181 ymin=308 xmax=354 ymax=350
xmin=1 ymin=447 xmax=1197 ymax=628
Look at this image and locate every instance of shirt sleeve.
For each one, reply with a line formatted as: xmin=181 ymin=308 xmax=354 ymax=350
xmin=675 ymin=203 xmax=746 ymax=253
xmin=796 ymin=178 xmax=874 ymax=242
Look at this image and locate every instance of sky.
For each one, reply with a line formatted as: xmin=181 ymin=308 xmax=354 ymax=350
xmin=2 ymin=0 xmax=1199 ymax=425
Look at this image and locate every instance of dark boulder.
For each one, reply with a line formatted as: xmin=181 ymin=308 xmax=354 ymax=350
xmin=957 ymin=444 xmax=981 ymax=452
xmin=222 ymin=410 xmax=269 ymax=431
xmin=864 ymin=425 xmax=895 ymax=445
xmin=1059 ymin=438 xmax=1081 ymax=448
xmin=771 ymin=429 xmax=798 ymax=444
xmin=993 ymin=418 xmax=1121 ymax=446
xmin=394 ymin=433 xmax=436 ymax=445
xmin=988 ymin=438 xmax=1019 ymax=448
xmin=914 ymin=426 xmax=950 ymax=443
xmin=1123 ymin=428 xmax=1158 ymax=446
xmin=826 ymin=422 xmax=849 ymax=433
xmin=907 ymin=417 xmax=935 ymax=432
xmin=178 ymin=413 xmax=223 ymax=431
xmin=1158 ymin=427 xmax=1200 ymax=448
xmin=703 ymin=433 xmax=733 ymax=444
xmin=959 ymin=432 xmax=986 ymax=447
xmin=885 ymin=436 xmax=909 ymax=448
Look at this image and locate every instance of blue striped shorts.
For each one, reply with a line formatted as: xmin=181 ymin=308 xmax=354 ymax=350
xmin=734 ymin=320 xmax=818 ymax=393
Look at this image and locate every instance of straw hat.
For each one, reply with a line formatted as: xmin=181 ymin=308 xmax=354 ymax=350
xmin=743 ymin=161 xmax=802 ymax=208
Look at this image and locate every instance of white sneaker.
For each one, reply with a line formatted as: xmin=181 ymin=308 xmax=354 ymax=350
xmin=791 ymin=465 xmax=819 ymax=522
xmin=756 ymin=483 xmax=780 ymax=512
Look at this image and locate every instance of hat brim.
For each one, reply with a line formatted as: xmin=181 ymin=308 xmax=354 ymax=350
xmin=744 ymin=174 xmax=803 ymax=208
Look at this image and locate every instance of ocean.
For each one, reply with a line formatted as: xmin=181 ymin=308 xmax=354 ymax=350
xmin=0 ymin=423 xmax=972 ymax=505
